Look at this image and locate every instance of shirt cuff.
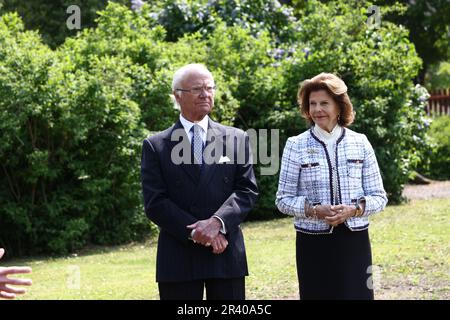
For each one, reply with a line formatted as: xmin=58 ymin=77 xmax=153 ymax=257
xmin=188 ymin=229 xmax=196 ymax=242
xmin=213 ymin=215 xmax=226 ymax=234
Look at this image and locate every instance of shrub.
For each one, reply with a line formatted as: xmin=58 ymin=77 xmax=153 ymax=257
xmin=425 ymin=61 xmax=450 ymax=90
xmin=0 ymin=10 xmax=154 ymax=255
xmin=145 ymin=0 xmax=298 ymax=43
xmin=420 ymin=116 xmax=450 ymax=180
xmin=0 ymin=11 xmax=152 ymax=256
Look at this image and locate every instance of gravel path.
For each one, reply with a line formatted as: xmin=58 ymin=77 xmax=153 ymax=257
xmin=402 ymin=181 xmax=450 ymax=200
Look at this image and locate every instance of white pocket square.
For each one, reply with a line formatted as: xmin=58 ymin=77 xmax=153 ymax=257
xmin=218 ymin=155 xmax=231 ymax=163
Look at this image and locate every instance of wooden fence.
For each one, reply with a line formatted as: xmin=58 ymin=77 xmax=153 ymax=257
xmin=427 ymin=88 xmax=450 ymax=116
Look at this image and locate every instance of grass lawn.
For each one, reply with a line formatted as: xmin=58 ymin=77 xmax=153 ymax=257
xmin=5 ymin=198 xmax=449 ymax=300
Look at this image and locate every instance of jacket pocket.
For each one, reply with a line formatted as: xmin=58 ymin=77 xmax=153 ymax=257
xmin=301 ymin=162 xmax=321 ymax=190
xmin=347 ymin=159 xmax=363 ymax=179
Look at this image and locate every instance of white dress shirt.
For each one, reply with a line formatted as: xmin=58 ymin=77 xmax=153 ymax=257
xmin=179 ymin=114 xmax=208 ymax=145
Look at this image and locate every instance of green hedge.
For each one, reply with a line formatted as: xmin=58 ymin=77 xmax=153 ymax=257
xmin=419 ymin=116 xmax=450 ymax=180
xmin=0 ymin=12 xmax=151 ymax=256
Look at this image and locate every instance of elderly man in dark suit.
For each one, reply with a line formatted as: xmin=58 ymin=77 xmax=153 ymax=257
xmin=141 ymin=63 xmax=258 ymax=300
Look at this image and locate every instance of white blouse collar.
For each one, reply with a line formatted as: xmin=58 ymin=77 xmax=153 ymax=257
xmin=313 ymin=124 xmax=342 ymax=143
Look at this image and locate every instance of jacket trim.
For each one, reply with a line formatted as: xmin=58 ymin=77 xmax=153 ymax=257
xmin=344 ymin=222 xmax=369 ymax=231
xmin=295 ymin=222 xmax=369 ymax=234
xmin=336 ymin=129 xmax=346 ymax=204
xmin=295 ymin=225 xmax=333 ymax=234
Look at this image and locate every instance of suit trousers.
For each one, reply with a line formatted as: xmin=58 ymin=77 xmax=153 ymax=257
xmin=158 ymin=277 xmax=245 ymax=300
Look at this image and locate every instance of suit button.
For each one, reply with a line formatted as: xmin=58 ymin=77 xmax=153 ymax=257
xmin=224 ymin=177 xmax=229 ymax=184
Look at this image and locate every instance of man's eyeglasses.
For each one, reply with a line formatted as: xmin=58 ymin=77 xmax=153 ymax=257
xmin=176 ymin=86 xmax=216 ymax=95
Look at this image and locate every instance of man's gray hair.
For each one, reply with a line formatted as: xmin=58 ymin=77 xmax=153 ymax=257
xmin=171 ymin=63 xmax=214 ymax=109
xmin=172 ymin=63 xmax=214 ymax=95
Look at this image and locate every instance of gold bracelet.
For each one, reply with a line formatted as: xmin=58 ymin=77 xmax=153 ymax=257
xmin=354 ymin=202 xmax=363 ymax=217
xmin=312 ymin=204 xmax=318 ymax=219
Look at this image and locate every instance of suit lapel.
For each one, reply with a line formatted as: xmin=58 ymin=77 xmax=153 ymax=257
xmin=164 ymin=120 xmax=200 ymax=183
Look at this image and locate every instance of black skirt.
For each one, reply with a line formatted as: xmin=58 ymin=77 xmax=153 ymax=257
xmin=296 ymin=224 xmax=374 ymax=300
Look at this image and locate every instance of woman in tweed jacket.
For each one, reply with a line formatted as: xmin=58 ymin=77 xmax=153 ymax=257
xmin=276 ymin=73 xmax=388 ymax=300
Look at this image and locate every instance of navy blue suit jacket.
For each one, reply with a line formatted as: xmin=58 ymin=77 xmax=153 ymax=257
xmin=141 ymin=118 xmax=258 ymax=282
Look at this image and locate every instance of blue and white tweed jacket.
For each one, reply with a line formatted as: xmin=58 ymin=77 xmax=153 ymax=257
xmin=275 ymin=127 xmax=388 ymax=234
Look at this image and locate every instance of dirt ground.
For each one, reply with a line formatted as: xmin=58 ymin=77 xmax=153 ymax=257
xmin=402 ymin=180 xmax=450 ymax=200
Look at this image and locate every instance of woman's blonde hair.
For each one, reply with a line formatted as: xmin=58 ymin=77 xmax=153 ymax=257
xmin=297 ymin=73 xmax=354 ymax=127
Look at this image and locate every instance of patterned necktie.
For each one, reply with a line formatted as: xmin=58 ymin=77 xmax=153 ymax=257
xmin=191 ymin=124 xmax=203 ymax=165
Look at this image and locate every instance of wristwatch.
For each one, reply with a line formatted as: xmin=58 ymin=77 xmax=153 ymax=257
xmin=354 ymin=202 xmax=363 ymax=217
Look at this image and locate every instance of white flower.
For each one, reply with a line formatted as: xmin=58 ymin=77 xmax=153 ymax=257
xmin=131 ymin=0 xmax=145 ymax=11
